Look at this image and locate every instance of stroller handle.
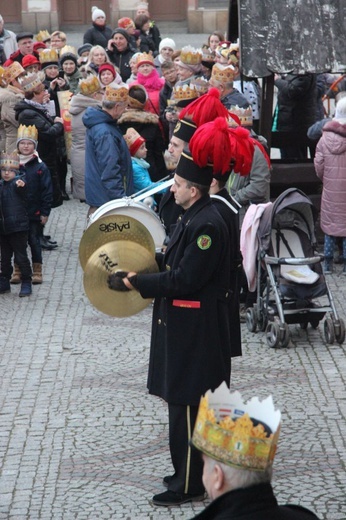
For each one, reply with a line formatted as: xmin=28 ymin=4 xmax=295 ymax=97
xmin=265 ymin=255 xmax=323 ymax=265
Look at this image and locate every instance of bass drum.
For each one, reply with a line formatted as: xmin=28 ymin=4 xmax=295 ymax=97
xmin=88 ymin=198 xmax=166 ymax=249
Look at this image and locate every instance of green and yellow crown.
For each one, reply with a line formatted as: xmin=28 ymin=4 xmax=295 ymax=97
xmin=0 ymin=151 xmax=20 ymax=170
xmin=78 ymin=75 xmax=102 ymax=96
xmin=17 ymin=124 xmax=38 ymax=143
xmin=191 ymin=383 xmax=281 ymax=472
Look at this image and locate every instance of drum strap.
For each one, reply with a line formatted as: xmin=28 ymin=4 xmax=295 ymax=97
xmin=211 ymin=194 xmax=239 ymax=214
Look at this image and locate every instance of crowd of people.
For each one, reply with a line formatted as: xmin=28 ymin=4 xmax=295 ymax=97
xmin=0 ymin=3 xmax=344 ymax=517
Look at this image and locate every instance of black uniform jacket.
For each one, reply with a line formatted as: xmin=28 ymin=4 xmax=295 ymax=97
xmin=211 ymin=188 xmax=242 ymax=358
xmin=191 ymin=482 xmax=320 ymax=520
xmin=135 ymin=195 xmax=232 ymax=405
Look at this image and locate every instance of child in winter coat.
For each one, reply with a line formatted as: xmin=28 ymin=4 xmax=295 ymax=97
xmin=124 ymin=127 xmax=164 ymax=208
xmin=314 ymin=96 xmax=346 ymax=274
xmin=0 ymin=151 xmax=32 ymax=297
xmin=14 ymin=124 xmax=53 ymax=285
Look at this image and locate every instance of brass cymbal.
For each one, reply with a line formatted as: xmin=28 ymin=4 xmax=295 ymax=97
xmin=79 ymin=214 xmax=155 ymax=271
xmin=83 ymin=240 xmax=158 ymax=317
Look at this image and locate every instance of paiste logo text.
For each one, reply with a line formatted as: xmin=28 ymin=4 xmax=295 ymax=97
xmin=99 ymin=221 xmax=131 ymax=233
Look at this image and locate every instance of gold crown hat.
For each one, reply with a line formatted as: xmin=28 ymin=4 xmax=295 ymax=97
xmin=39 ymin=48 xmax=59 ymax=68
xmin=59 ymin=45 xmax=77 ymax=58
xmin=191 ymin=382 xmax=281 ymax=472
xmin=2 ymin=62 xmax=25 ymax=85
xmin=17 ymin=125 xmax=38 ymax=145
xmin=103 ymin=84 xmax=129 ymax=104
xmin=78 ymin=75 xmax=102 ymax=97
xmin=189 ymin=77 xmax=209 ymax=95
xmin=136 ymin=52 xmax=155 ymax=68
xmin=229 ymin=105 xmax=253 ymax=127
xmin=124 ymin=127 xmax=145 ymax=156
xmin=172 ymin=83 xmax=198 ymax=102
xmin=211 ymin=62 xmax=236 ymax=84
xmin=180 ymin=46 xmax=203 ymax=66
xmin=35 ymin=30 xmax=51 ymax=42
xmin=19 ymin=71 xmax=45 ymax=92
xmin=0 ymin=66 xmax=6 ymax=87
xmin=0 ymin=152 xmax=20 ymax=171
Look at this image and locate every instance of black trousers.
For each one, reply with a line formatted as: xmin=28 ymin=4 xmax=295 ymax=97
xmin=167 ymin=403 xmax=204 ymax=495
xmin=0 ymin=231 xmax=31 ymax=281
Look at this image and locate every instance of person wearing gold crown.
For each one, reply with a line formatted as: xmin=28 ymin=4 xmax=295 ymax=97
xmin=0 ymin=62 xmax=25 ymax=152
xmin=82 ymin=84 xmax=134 ymax=214
xmin=108 ymin=123 xmax=234 ymax=506
xmin=0 ymin=151 xmax=32 ymax=297
xmin=14 ymin=124 xmax=53 ymax=284
xmin=189 ymin=383 xmax=320 ymax=519
xmin=209 ymin=63 xmax=249 ymax=111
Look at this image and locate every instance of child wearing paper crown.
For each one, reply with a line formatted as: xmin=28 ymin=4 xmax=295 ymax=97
xmin=124 ymin=126 xmax=161 ymax=209
xmin=0 ymin=152 xmax=32 ymax=297
xmin=15 ymin=125 xmax=53 ymax=285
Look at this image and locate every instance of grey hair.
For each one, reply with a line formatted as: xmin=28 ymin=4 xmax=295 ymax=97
xmin=205 ymin=456 xmax=273 ymax=490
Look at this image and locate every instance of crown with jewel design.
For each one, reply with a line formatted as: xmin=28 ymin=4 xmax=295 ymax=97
xmin=136 ymin=52 xmax=155 ymax=68
xmin=190 ymin=77 xmax=209 ymax=95
xmin=2 ymin=62 xmax=25 ymax=85
xmin=172 ymin=83 xmax=198 ymax=102
xmin=191 ymin=382 xmax=281 ymax=472
xmin=19 ymin=71 xmax=45 ymax=92
xmin=59 ymin=45 xmax=77 ymax=58
xmin=211 ymin=63 xmax=236 ymax=84
xmin=0 ymin=151 xmax=20 ymax=171
xmin=103 ymin=85 xmax=129 ymax=103
xmin=35 ymin=30 xmax=51 ymax=42
xmin=78 ymin=75 xmax=102 ymax=96
xmin=17 ymin=125 xmax=38 ymax=143
xmin=228 ymin=105 xmax=253 ymax=127
xmin=180 ymin=46 xmax=203 ymax=65
xmin=39 ymin=48 xmax=59 ymax=65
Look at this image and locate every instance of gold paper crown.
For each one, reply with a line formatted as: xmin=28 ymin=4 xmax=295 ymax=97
xmin=172 ymin=83 xmax=198 ymax=101
xmin=180 ymin=46 xmax=202 ymax=65
xmin=60 ymin=45 xmax=77 ymax=58
xmin=190 ymin=77 xmax=209 ymax=95
xmin=0 ymin=66 xmax=5 ymax=87
xmin=2 ymin=62 xmax=25 ymax=85
xmin=78 ymin=75 xmax=102 ymax=96
xmin=39 ymin=48 xmax=59 ymax=65
xmin=136 ymin=52 xmax=155 ymax=67
xmin=19 ymin=71 xmax=45 ymax=92
xmin=229 ymin=105 xmax=253 ymax=127
xmin=211 ymin=63 xmax=236 ymax=84
xmin=17 ymin=125 xmax=38 ymax=142
xmin=0 ymin=152 xmax=20 ymax=170
xmin=35 ymin=30 xmax=51 ymax=42
xmin=191 ymin=382 xmax=281 ymax=472
xmin=104 ymin=85 xmax=129 ymax=103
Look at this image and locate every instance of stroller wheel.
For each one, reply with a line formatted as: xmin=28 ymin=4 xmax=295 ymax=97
xmin=266 ymin=322 xmax=281 ymax=348
xmin=246 ymin=307 xmax=257 ymax=333
xmin=279 ymin=323 xmax=290 ymax=347
xmin=334 ymin=318 xmax=345 ymax=345
xmin=324 ymin=318 xmax=335 ymax=345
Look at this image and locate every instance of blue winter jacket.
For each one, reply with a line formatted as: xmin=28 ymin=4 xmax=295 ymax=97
xmin=0 ymin=174 xmax=29 ymax=235
xmin=19 ymin=156 xmax=53 ymax=220
xmin=83 ymin=106 xmax=134 ymax=207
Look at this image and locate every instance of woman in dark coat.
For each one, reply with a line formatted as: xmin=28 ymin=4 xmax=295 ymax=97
xmin=106 ymin=28 xmax=135 ymax=83
xmin=14 ymin=74 xmax=64 ymax=209
xmin=83 ymin=6 xmax=113 ymax=49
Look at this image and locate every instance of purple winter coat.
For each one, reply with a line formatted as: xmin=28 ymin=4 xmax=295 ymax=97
xmin=314 ymin=119 xmax=346 ymax=237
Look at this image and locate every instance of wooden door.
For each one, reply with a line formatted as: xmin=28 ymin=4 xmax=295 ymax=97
xmin=1 ymin=0 xmax=22 ymax=23
xmin=149 ymin=0 xmax=186 ymax=21
xmin=60 ymin=0 xmax=110 ymax=25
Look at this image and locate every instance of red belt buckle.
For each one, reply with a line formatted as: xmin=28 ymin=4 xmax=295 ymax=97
xmin=172 ymin=299 xmax=201 ymax=309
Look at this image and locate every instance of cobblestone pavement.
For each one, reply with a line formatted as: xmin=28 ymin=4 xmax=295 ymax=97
xmin=0 ymin=184 xmax=345 ymax=520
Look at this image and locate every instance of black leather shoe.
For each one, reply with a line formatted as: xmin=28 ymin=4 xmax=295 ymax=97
xmin=152 ymin=490 xmax=205 ymax=506
xmin=40 ymin=237 xmax=58 ymax=250
xmin=62 ymin=191 xmax=70 ymax=201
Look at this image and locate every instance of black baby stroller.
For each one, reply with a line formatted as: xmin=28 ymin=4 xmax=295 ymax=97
xmin=242 ymin=188 xmax=345 ymax=347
